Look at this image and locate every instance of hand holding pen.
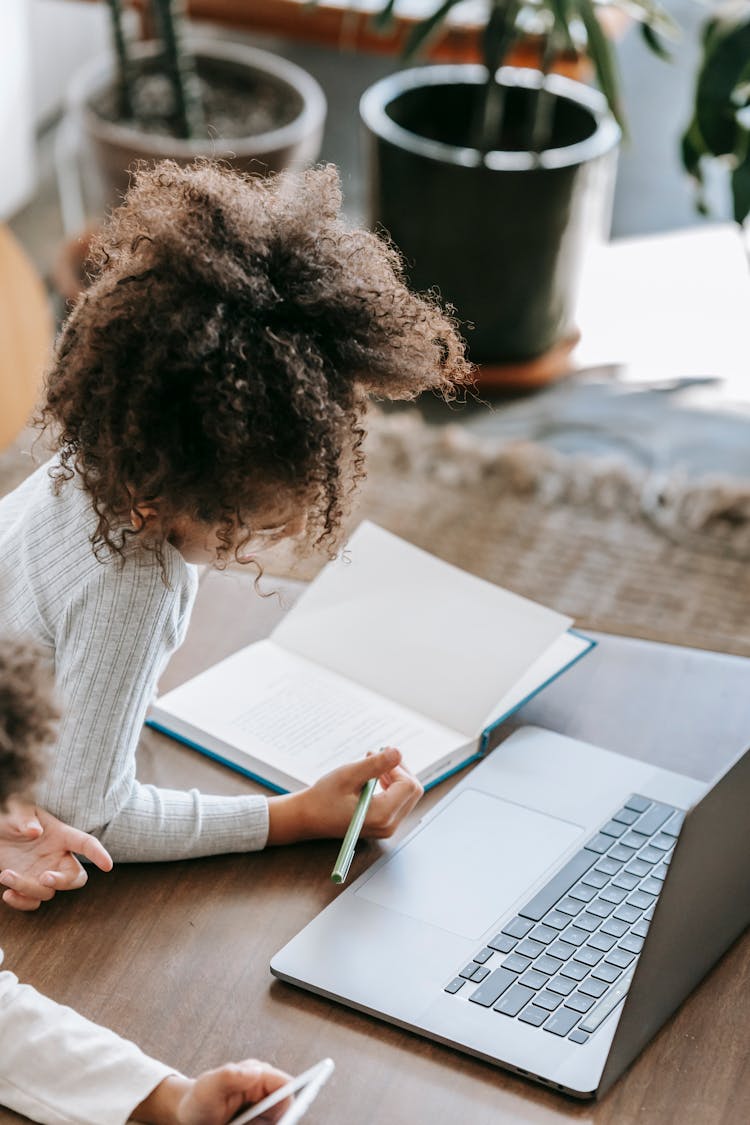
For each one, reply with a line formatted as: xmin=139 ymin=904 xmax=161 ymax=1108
xmin=266 ymin=747 xmax=423 ymax=849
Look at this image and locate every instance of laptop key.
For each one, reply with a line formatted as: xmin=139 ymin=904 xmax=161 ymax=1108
xmin=625 ymin=796 xmax=651 ymax=813
xmin=614 ymin=904 xmax=640 ymax=924
xmin=581 ymin=868 xmax=609 ymax=889
xmin=640 ymin=876 xmax=662 ymax=896
xmin=473 ymin=947 xmax=494 ymax=965
xmin=652 ymin=863 xmax=668 ymax=882
xmin=544 ymin=1007 xmax=581 ymax=1037
xmin=502 ymin=917 xmax=535 ymax=940
xmin=587 ymin=899 xmax=614 ymax=918
xmin=544 ymin=910 xmax=571 ymax=930
xmin=600 ymin=918 xmax=629 ymax=939
xmin=565 ymin=992 xmax=596 ymax=1014
xmin=639 ymin=845 xmax=664 ymax=864
xmin=606 ymin=948 xmax=636 ymax=969
xmin=625 ymin=859 xmax=651 ymax=878
xmin=587 ymin=931 xmax=617 ymax=952
xmin=592 ymin=963 xmax=621 ymax=984
xmin=601 ymin=820 xmax=626 ymax=838
xmin=569 ymin=1029 xmax=589 ymax=1044
xmin=557 ymin=897 xmax=584 ymax=917
xmin=595 ymin=857 xmax=622 ymax=876
xmin=628 ymin=890 xmax=655 ymax=910
xmin=584 ymin=834 xmax=611 ymax=855
xmin=494 ymin=984 xmax=535 ymax=1016
xmin=619 ymin=934 xmax=644 ymax=955
xmin=579 ymin=977 xmax=608 ymax=999
xmin=547 ymin=939 xmax=576 ymax=961
xmin=662 ymin=811 xmax=685 ymax=837
xmin=579 ymin=971 xmax=634 ymax=1032
xmin=576 ymin=913 xmax=601 ymax=933
xmin=517 ymin=851 xmax=597 ymax=921
xmin=613 ymin=808 xmax=639 ymax=826
xmin=518 ymin=969 xmax=549 ymax=991
xmin=651 ymin=833 xmax=674 ymax=852
xmin=632 ymin=919 xmax=650 ymax=939
xmin=533 ymin=990 xmax=563 ymax=1011
xmin=622 ymin=831 xmax=648 ymax=849
xmin=574 ymin=946 xmax=604 ymax=967
xmin=560 ymin=926 xmax=587 ymax=946
xmin=560 ymin=960 xmax=589 ymax=982
xmin=612 ymin=872 xmax=639 ymax=891
xmin=468 ymin=968 xmax=517 ymax=1007
xmin=517 ymin=938 xmax=546 ymax=959
xmin=445 ymin=977 xmax=465 ymax=994
xmin=569 ymin=883 xmax=597 ymax=903
xmin=635 ymin=803 xmax=675 ymax=837
xmin=536 ymin=953 xmax=564 ymax=975
xmin=547 ymin=975 xmax=576 ymax=997
xmin=608 ymin=844 xmax=636 ymax=862
xmin=488 ymin=933 xmax=516 ymax=954
xmin=502 ymin=953 xmax=532 ymax=973
xmin=530 ymin=924 xmax=557 ymax=944
xmin=599 ymin=886 xmax=627 ymax=905
xmin=519 ymin=1005 xmax=549 ymax=1027
xmin=459 ymin=963 xmax=483 ymax=980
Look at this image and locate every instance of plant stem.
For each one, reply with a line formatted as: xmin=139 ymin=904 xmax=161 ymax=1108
xmin=528 ymin=31 xmax=558 ymax=156
xmin=108 ymin=0 xmax=135 ymax=120
xmin=150 ymin=0 xmax=206 ymax=139
xmin=471 ymin=0 xmax=521 ymax=155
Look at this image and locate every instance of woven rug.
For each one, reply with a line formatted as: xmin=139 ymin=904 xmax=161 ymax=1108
xmin=2 ymin=413 xmax=749 ymax=656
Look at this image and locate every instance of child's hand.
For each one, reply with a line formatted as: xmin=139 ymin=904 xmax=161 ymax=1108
xmin=0 ymin=799 xmax=113 ymax=911
xmin=267 ymin=747 xmax=424 ymax=846
xmin=134 ymin=1061 xmax=292 ymax=1125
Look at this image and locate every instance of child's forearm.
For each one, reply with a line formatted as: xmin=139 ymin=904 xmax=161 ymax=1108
xmin=132 ymin=1075 xmax=193 ymax=1124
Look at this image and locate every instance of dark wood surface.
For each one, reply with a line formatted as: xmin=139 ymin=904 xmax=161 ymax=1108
xmin=1 ymin=568 xmax=748 ymax=1124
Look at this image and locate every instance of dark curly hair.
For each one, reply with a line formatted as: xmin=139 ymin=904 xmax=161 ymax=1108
xmin=0 ymin=637 xmax=59 ymax=808
xmin=40 ymin=160 xmax=473 ymax=566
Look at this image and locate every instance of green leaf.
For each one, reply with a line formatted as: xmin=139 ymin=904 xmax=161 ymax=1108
xmin=640 ymin=22 xmax=672 ymax=62
xmin=576 ymin=0 xmax=625 ymax=130
xmin=372 ymin=0 xmax=398 ymax=32
xmin=731 ymin=148 xmax=750 ymax=224
xmin=546 ymin=0 xmax=576 ymax=53
xmin=692 ymin=7 xmax=750 ymax=155
xmin=680 ymin=116 xmax=707 ymax=181
xmin=403 ymin=0 xmax=466 ymax=59
xmin=482 ymin=0 xmax=522 ymax=73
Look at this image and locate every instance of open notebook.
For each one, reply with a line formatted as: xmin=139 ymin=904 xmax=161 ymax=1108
xmin=147 ymin=522 xmax=594 ymax=791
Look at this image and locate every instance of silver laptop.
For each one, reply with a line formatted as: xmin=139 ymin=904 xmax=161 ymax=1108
xmin=271 ymin=726 xmax=750 ymax=1098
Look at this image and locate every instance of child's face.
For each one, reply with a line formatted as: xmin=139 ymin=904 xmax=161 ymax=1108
xmin=167 ymin=510 xmax=307 ymax=565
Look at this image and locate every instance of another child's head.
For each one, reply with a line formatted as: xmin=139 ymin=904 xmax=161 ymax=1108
xmin=42 ymin=161 xmax=472 ymax=566
xmin=0 ymin=638 xmax=58 ymax=808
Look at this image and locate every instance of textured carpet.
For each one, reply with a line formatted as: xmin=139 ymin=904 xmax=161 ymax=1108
xmin=3 ymin=413 xmax=749 ymax=657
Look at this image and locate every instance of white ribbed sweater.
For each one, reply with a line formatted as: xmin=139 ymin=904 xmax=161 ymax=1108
xmin=0 ymin=461 xmax=269 ymax=861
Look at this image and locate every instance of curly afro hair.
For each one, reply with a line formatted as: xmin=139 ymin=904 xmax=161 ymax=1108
xmin=41 ymin=160 xmax=473 ymax=566
xmin=0 ymin=637 xmax=59 ymax=807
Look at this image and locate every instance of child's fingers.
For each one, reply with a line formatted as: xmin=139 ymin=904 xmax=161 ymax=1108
xmin=63 ymin=827 xmax=114 ymax=873
xmin=338 ymin=747 xmax=402 ymax=790
xmin=0 ymin=869 xmax=56 ymax=902
xmin=2 ymin=887 xmax=43 ymax=912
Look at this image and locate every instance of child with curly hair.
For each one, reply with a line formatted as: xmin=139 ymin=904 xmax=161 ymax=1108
xmin=0 ymin=161 xmax=471 ymax=878
xmin=0 ymin=634 xmax=293 ymax=1124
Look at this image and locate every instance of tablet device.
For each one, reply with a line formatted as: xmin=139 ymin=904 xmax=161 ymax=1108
xmin=230 ymin=1058 xmax=334 ymax=1125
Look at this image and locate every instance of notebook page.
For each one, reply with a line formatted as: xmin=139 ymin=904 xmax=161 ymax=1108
xmin=272 ymin=522 xmax=571 ymax=737
xmin=151 ymin=639 xmax=464 ymax=785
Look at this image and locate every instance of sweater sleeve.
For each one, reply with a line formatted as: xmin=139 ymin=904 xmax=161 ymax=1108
xmin=0 ymin=960 xmax=175 ymax=1125
xmin=39 ymin=548 xmax=270 ymax=862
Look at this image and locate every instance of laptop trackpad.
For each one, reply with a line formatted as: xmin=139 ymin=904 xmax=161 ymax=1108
xmin=356 ymin=789 xmax=583 ymax=940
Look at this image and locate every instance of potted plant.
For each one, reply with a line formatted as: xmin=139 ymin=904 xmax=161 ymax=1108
xmin=66 ymin=0 xmax=327 ymax=207
xmin=360 ymin=0 xmax=676 ymax=369
xmin=681 ymin=0 xmax=750 ymax=226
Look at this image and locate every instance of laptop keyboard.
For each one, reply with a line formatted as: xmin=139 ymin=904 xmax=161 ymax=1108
xmin=444 ymin=795 xmax=684 ymax=1044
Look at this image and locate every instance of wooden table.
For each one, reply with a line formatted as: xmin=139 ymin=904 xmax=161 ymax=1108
xmin=1 ymin=568 xmax=748 ymax=1124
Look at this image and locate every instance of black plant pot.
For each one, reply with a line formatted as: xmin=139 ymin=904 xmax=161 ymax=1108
xmin=361 ymin=66 xmax=620 ymax=365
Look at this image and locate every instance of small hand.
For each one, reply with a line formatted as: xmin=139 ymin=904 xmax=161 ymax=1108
xmin=0 ymin=799 xmax=113 ymax=912
xmin=135 ymin=1060 xmax=292 ymax=1125
xmin=267 ymin=747 xmax=424 ymax=845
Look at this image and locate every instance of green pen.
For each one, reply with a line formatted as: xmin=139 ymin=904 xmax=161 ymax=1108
xmin=330 ymin=776 xmax=378 ymax=884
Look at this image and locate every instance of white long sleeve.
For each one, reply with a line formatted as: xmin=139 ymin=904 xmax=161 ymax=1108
xmin=0 ymin=949 xmax=175 ymax=1125
xmin=0 ymin=461 xmax=269 ymax=861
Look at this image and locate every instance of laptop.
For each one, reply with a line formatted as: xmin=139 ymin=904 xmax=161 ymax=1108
xmin=271 ymin=726 xmax=750 ymax=1098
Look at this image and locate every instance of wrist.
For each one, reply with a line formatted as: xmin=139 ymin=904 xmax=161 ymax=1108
xmin=267 ymin=790 xmax=312 ymax=845
xmin=133 ymin=1074 xmax=193 ymax=1124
